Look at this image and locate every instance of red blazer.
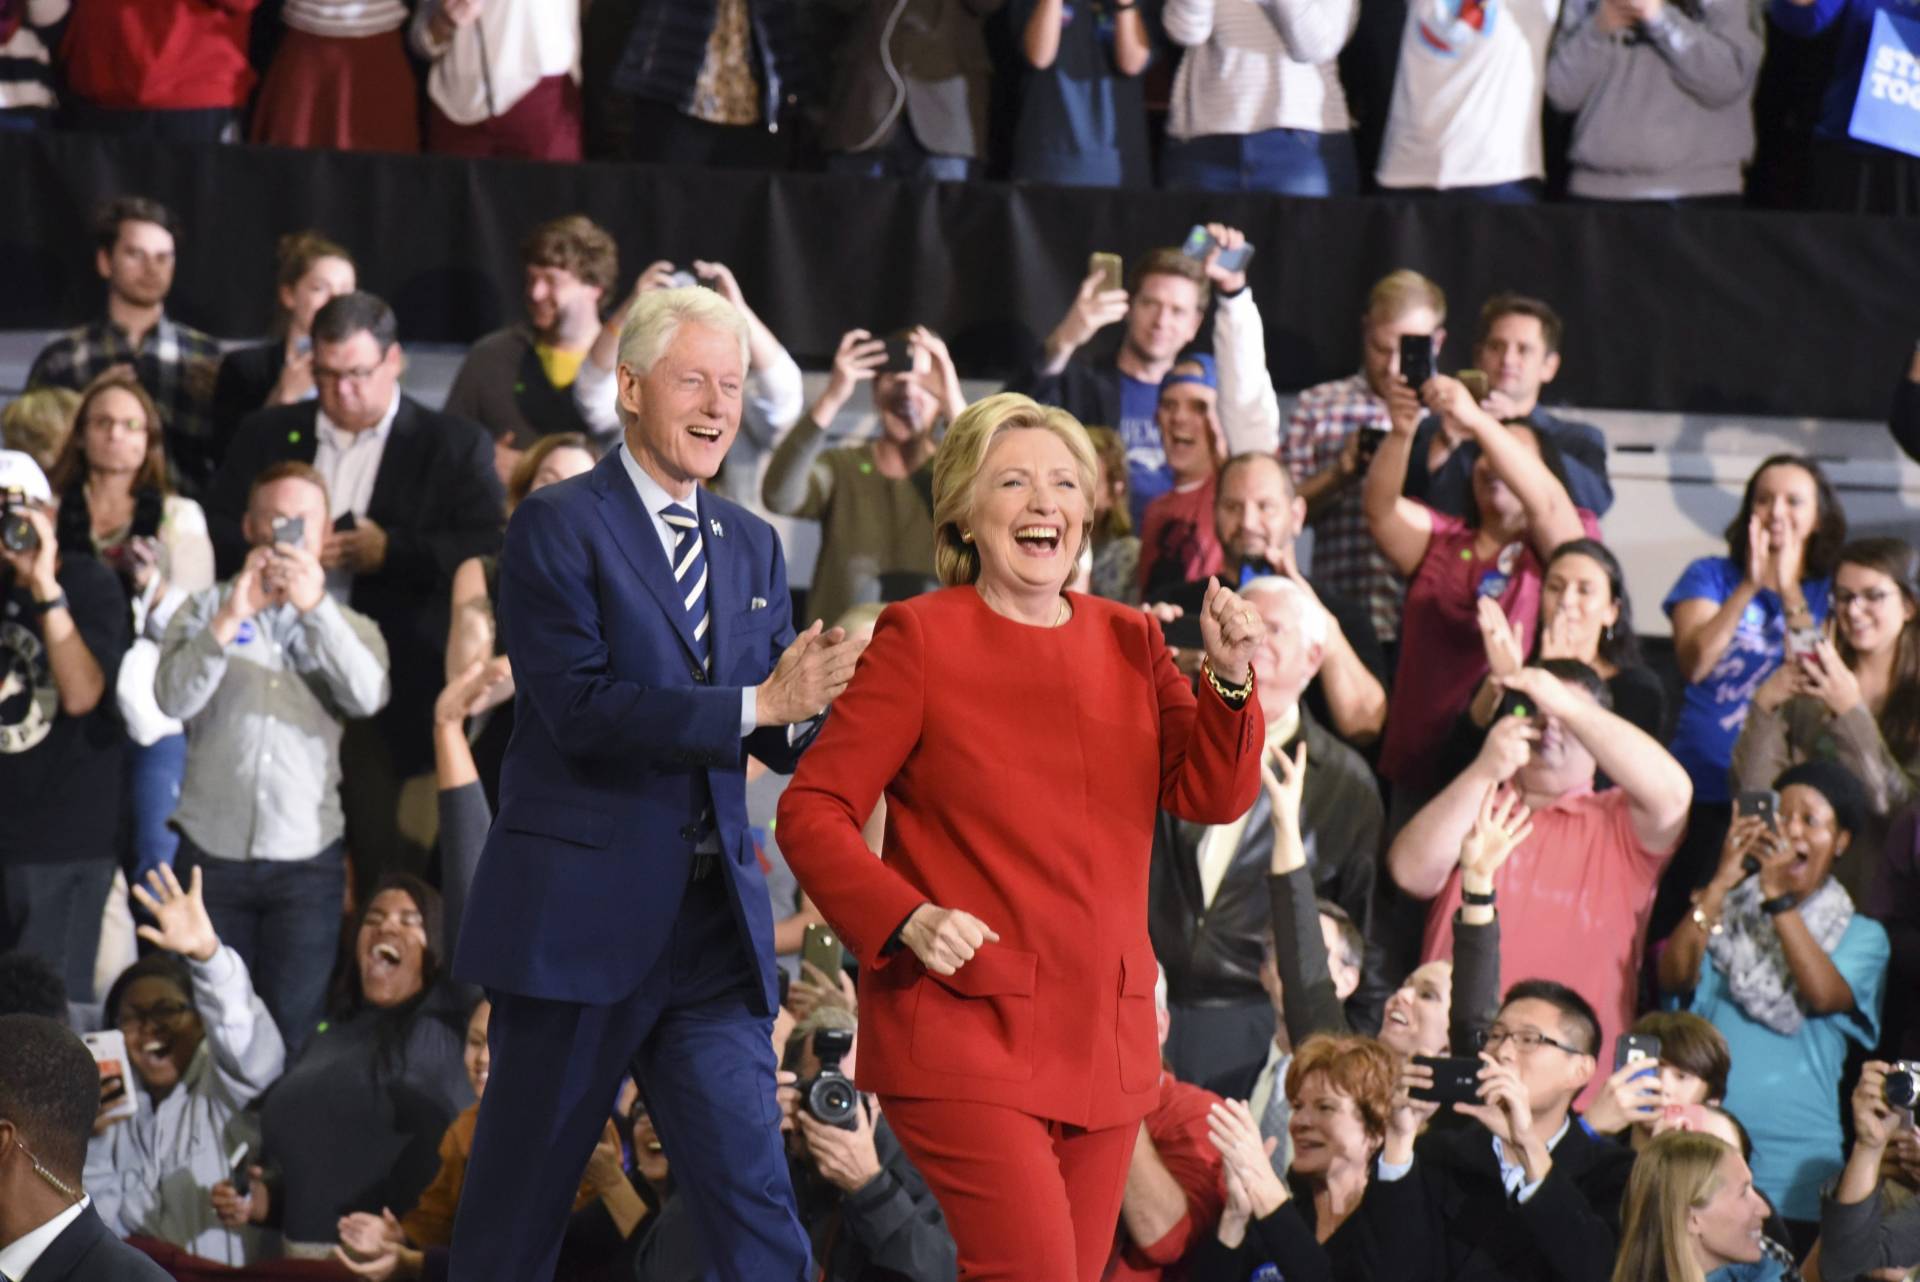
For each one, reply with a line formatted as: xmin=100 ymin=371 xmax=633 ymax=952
xmin=777 ymin=587 xmax=1261 ymax=1130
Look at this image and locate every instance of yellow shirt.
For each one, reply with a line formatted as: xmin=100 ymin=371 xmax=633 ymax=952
xmin=535 ymin=343 xmax=587 ymax=390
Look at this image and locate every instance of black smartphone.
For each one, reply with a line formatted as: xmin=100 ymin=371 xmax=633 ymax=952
xmin=1734 ymin=789 xmax=1778 ymax=830
xmin=228 ymin=1141 xmax=252 ymax=1197
xmin=332 ymin=512 xmax=358 ymax=534
xmin=1400 ymin=334 xmax=1435 ymax=389
xmin=1410 ymin=1055 xmax=1483 ymax=1106
xmin=1493 ymin=688 xmax=1534 ymax=723
xmin=1355 ymin=426 xmax=1390 ymax=468
xmin=270 ymin=515 xmax=305 ymax=547
xmin=1615 ymin=1033 xmax=1661 ymax=1074
xmin=880 ymin=337 xmax=914 ymax=373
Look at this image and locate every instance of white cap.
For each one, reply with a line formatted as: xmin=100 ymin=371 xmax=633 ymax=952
xmin=0 ymin=450 xmax=51 ymax=504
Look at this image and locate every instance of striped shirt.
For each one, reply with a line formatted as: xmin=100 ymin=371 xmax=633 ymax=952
xmin=1283 ymin=373 xmax=1408 ymax=642
xmin=1164 ymin=0 xmax=1356 ymax=137
xmin=0 ymin=0 xmax=69 ymax=111
xmin=281 ymin=0 xmax=408 ymax=38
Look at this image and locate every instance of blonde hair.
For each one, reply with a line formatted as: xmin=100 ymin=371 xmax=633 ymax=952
xmin=1367 ymin=269 xmax=1447 ymax=327
xmin=931 ymin=393 xmax=1098 ymax=588
xmin=614 ymin=287 xmax=751 ymax=420
xmin=1610 ymin=1132 xmax=1735 ymax=1282
xmin=1 ymin=388 xmax=81 ymax=471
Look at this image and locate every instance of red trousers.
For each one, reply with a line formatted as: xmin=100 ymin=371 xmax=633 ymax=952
xmin=427 ymin=73 xmax=582 ymax=162
xmin=882 ymin=1096 xmax=1135 ymax=1282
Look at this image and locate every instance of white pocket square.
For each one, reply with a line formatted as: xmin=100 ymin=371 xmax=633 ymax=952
xmin=750 ymin=597 xmax=768 ymax=610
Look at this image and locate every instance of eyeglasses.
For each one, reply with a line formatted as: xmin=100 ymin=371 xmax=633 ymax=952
xmin=1833 ymin=587 xmax=1898 ymax=609
xmin=312 ymin=364 xmax=385 ymax=386
xmin=84 ymin=414 xmax=148 ymax=436
xmin=1477 ymin=1025 xmax=1584 ymax=1056
xmin=117 ymin=999 xmax=195 ymax=1031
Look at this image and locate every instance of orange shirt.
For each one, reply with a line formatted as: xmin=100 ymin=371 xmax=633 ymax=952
xmin=403 ymin=1104 xmax=606 ymax=1246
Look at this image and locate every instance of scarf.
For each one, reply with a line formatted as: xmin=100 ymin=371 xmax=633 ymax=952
xmin=1707 ymin=876 xmax=1854 ymax=1037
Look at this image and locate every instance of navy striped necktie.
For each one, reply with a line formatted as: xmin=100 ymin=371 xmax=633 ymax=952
xmin=661 ymin=503 xmax=710 ymax=672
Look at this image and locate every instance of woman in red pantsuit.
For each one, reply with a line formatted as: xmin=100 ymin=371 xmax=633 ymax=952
xmin=777 ymin=393 xmax=1266 ymax=1282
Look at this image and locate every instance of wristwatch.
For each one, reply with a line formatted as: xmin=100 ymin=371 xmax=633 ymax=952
xmin=1462 ymin=887 xmax=1496 ymax=907
xmin=1760 ymin=892 xmax=1800 ymax=917
xmin=28 ymin=590 xmax=67 ymax=616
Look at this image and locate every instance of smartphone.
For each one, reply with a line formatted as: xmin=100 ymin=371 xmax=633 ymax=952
xmin=228 ymin=1141 xmax=252 ymax=1197
xmin=1400 ymin=334 xmax=1435 ymax=389
xmin=801 ymin=923 xmax=845 ymax=979
xmin=1410 ymin=1055 xmax=1483 ymax=1106
xmin=1734 ymin=789 xmax=1778 ymax=830
xmin=270 ymin=515 xmax=305 ymax=548
xmin=331 ymin=512 xmax=357 ymax=534
xmin=1355 ymin=426 xmax=1390 ymax=468
xmin=1179 ymin=225 xmax=1255 ymax=273
xmin=1089 ymin=252 xmax=1125 ymax=294
xmin=1457 ymin=369 xmax=1490 ymax=402
xmin=82 ymin=1030 xmax=138 ymax=1124
xmin=1786 ymin=624 xmax=1822 ymax=665
xmin=880 ymin=336 xmax=915 ymax=374
xmin=1615 ymin=1033 xmax=1662 ymax=1074
xmin=1493 ymin=688 xmax=1534 ymax=723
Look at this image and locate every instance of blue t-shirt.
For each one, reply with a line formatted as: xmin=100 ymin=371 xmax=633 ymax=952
xmin=1677 ymin=912 xmax=1888 ymax=1221
xmin=1662 ymin=556 xmax=1832 ymax=804
xmin=1120 ymin=373 xmax=1168 ymax=529
xmin=1009 ymin=0 xmax=1155 ymax=188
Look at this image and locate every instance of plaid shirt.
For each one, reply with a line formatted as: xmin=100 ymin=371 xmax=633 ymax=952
xmin=1283 ymin=372 xmax=1408 ymax=642
xmin=27 ymin=314 xmax=223 ymax=498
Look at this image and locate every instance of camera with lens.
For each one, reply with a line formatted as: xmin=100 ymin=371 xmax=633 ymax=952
xmin=1885 ymin=1061 xmax=1920 ymax=1109
xmin=0 ymin=488 xmax=39 ymax=555
xmin=799 ymin=1026 xmax=860 ymax=1131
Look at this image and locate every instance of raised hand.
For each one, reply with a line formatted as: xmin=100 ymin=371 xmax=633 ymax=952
xmin=909 ymin=325 xmax=968 ymax=424
xmin=1473 ymin=710 xmax=1538 ymax=784
xmin=1582 ymin=1061 xmax=1664 ymax=1136
xmin=1201 ymin=223 xmax=1251 ymax=296
xmin=1457 ymin=1055 xmax=1535 ymax=1153
xmin=1052 ymin=270 xmax=1130 ymax=354
xmin=1477 ymin=595 xmax=1526 ymax=679
xmin=1800 ymin=637 xmax=1863 ymax=716
xmin=1744 ymin=513 xmax=1772 ymax=589
xmin=132 ymin=865 xmax=221 ymax=963
xmin=1458 ymin=784 xmax=1533 ymax=890
xmin=1198 ymin=577 xmax=1265 ymax=689
xmin=1206 ymin=1100 xmax=1288 ymax=1218
xmin=900 ymin=904 xmax=1000 ymax=977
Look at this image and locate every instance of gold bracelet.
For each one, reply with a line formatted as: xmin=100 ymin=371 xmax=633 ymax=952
xmin=1688 ymin=894 xmax=1723 ymax=937
xmin=1202 ymin=658 xmax=1255 ymax=706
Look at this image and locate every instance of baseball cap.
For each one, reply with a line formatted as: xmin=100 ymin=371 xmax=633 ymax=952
xmin=0 ymin=450 xmax=52 ymax=504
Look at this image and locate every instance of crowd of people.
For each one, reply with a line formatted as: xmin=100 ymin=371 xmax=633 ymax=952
xmin=0 ymin=0 xmax=1918 ymax=211
xmin=2 ymin=187 xmax=1920 ymax=1282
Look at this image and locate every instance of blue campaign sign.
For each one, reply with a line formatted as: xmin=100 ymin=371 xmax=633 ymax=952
xmin=1849 ymin=9 xmax=1920 ymax=158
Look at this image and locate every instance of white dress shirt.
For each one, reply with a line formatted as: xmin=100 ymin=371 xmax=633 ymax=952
xmin=313 ymin=392 xmax=399 ymax=603
xmin=0 ymin=1196 xmax=89 ymax=1282
xmin=1196 ymin=702 xmax=1300 ymax=905
xmin=618 ymin=444 xmax=759 ymax=737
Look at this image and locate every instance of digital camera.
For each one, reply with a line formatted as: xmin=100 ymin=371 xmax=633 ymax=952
xmin=1886 ymin=1061 xmax=1920 ymax=1109
xmin=800 ymin=1026 xmax=860 ymax=1131
xmin=0 ymin=488 xmax=38 ymax=554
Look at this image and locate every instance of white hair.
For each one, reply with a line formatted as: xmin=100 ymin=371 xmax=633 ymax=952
xmin=615 ymin=286 xmax=751 ymax=382
xmin=1241 ymin=575 xmax=1328 ymax=650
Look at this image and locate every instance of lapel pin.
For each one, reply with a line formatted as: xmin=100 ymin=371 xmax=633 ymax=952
xmin=710 ymin=518 xmax=725 ymax=538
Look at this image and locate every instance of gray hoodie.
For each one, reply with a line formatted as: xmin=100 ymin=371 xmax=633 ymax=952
xmin=84 ymin=946 xmax=286 ymax=1265
xmin=1546 ymin=0 xmax=1764 ymax=199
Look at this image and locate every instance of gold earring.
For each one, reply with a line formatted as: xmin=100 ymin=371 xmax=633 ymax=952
xmin=961 ymin=531 xmax=974 ymax=544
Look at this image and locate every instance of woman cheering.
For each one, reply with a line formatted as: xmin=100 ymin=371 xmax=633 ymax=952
xmin=778 ymin=392 xmax=1264 ymax=1282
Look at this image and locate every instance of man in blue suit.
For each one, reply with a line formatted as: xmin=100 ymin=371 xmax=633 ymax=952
xmin=448 ymin=288 xmax=866 ymax=1282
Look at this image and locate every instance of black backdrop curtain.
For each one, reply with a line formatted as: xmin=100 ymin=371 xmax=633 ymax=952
xmin=2 ymin=130 xmax=1916 ymax=422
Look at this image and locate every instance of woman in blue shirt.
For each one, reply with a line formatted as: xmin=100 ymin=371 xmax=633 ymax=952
xmin=1652 ymin=454 xmax=1846 ymax=942
xmin=1655 ymin=760 xmax=1890 ymax=1246
xmin=1011 ymin=0 xmax=1155 ymax=187
xmin=1768 ymin=0 xmax=1920 ymax=215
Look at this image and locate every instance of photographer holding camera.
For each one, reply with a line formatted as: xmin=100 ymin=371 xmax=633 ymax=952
xmin=1817 ymin=1060 xmax=1920 ymax=1280
xmin=780 ymin=1008 xmax=958 ymax=1282
xmin=155 ymin=460 xmax=389 ymax=1055
xmin=0 ymin=449 xmax=129 ymax=1007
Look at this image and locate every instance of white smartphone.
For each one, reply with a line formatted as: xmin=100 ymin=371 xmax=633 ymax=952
xmin=82 ymin=1030 xmax=139 ymax=1123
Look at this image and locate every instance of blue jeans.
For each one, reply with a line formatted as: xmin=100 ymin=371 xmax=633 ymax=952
xmin=1391 ymin=179 xmax=1544 ymax=204
xmin=175 ymin=836 xmax=345 ymax=1056
xmin=125 ymin=733 xmax=186 ymax=897
xmin=1161 ymin=128 xmax=1360 ymax=197
xmin=826 ymin=117 xmax=973 ymax=183
xmin=0 ymin=859 xmax=117 ymax=1004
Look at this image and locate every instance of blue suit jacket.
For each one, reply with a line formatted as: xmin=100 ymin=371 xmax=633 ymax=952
xmin=454 ymin=450 xmax=807 ymax=1008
